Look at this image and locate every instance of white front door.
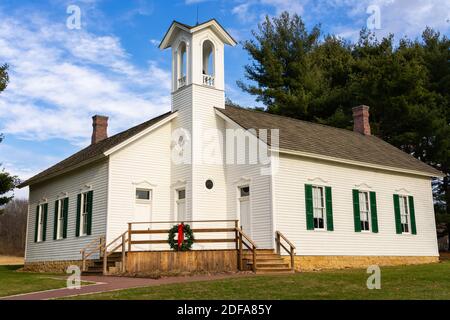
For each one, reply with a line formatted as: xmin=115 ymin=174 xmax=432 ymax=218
xmin=133 ymin=189 xmax=152 ymax=251
xmin=239 ymin=186 xmax=251 ymax=236
xmin=176 ymin=189 xmax=186 ymax=222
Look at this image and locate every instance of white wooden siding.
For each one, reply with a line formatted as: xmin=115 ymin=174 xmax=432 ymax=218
xmin=171 ymin=86 xmax=193 ymax=221
xmin=25 ymin=160 xmax=108 ymax=262
xmin=224 ymin=120 xmax=273 ymax=249
xmin=190 ymin=84 xmax=229 ymax=249
xmin=272 ymin=153 xmax=439 ymax=256
xmin=107 ymin=121 xmax=172 ymax=244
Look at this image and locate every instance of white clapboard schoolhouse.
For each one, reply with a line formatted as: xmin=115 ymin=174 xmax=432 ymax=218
xmin=19 ymin=19 xmax=441 ymax=274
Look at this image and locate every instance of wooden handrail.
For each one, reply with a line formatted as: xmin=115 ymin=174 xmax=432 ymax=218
xmin=129 ymin=227 xmax=237 ymax=234
xmin=80 ymin=235 xmax=105 ymax=271
xmin=103 ymin=231 xmax=128 ymax=275
xmin=276 ymin=231 xmax=296 ymax=249
xmin=275 ymin=231 xmax=296 ymax=272
xmin=236 ymin=227 xmax=257 ymax=248
xmin=88 ymin=220 xmax=259 ymax=274
xmin=105 ymin=231 xmax=127 ymax=254
xmin=235 ymin=227 xmax=257 ymax=272
xmin=129 ymin=219 xmax=238 ymax=225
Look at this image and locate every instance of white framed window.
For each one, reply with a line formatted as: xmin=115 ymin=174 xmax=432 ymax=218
xmin=37 ymin=204 xmax=46 ymax=242
xmin=239 ymin=186 xmax=250 ymax=198
xmin=359 ymin=191 xmax=371 ymax=232
xmin=177 ymin=189 xmax=186 ymax=200
xmin=80 ymin=192 xmax=89 ymax=236
xmin=312 ymin=186 xmax=326 ymax=230
xmin=56 ymin=199 xmax=65 ymax=240
xmin=399 ymin=195 xmax=410 ymax=233
xmin=136 ymin=188 xmax=151 ymax=201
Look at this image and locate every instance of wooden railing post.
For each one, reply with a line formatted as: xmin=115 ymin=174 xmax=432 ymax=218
xmin=128 ymin=223 xmax=132 ymax=252
xmin=81 ymin=250 xmax=86 ymax=272
xmin=99 ymin=236 xmax=105 ymax=258
xmin=239 ymin=232 xmax=243 ymax=270
xmin=121 ymin=233 xmax=126 ymax=273
xmin=103 ymin=247 xmax=108 ymax=275
xmin=252 ymin=245 xmax=257 ymax=273
xmin=276 ymin=232 xmax=281 ymax=254
xmin=290 ymin=247 xmax=295 ymax=272
xmin=234 ymin=220 xmax=239 ymax=251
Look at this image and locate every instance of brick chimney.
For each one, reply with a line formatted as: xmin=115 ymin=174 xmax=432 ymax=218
xmin=352 ymin=105 xmax=371 ymax=135
xmin=91 ymin=115 xmax=108 ymax=144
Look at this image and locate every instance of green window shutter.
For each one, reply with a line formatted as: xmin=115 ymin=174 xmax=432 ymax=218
xmin=305 ymin=184 xmax=314 ymax=230
xmin=86 ymin=191 xmax=93 ymax=235
xmin=325 ymin=186 xmax=334 ymax=231
xmin=369 ymin=192 xmax=379 ymax=233
xmin=352 ymin=189 xmax=361 ymax=232
xmin=408 ymin=196 xmax=417 ymax=235
xmin=76 ymin=194 xmax=81 ymax=237
xmin=34 ymin=206 xmax=39 ymax=242
xmin=393 ymin=194 xmax=402 ymax=234
xmin=42 ymin=203 xmax=48 ymax=242
xmin=63 ymin=198 xmax=69 ymax=239
xmin=53 ymin=200 xmax=59 ymax=240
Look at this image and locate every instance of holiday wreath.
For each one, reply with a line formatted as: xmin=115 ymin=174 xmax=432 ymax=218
xmin=168 ymin=223 xmax=194 ymax=251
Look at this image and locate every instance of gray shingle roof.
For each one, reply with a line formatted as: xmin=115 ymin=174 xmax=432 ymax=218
xmin=18 ymin=111 xmax=173 ymax=188
xmin=217 ymin=105 xmax=441 ymax=177
xmin=19 ymin=104 xmax=441 ymax=188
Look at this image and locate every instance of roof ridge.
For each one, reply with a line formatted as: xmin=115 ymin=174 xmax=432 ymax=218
xmin=19 ymin=110 xmax=174 ymax=187
xmin=220 ymin=105 xmax=441 ymax=176
xmin=100 ymin=110 xmax=173 ymax=143
xmin=224 ymin=105 xmax=365 ymax=137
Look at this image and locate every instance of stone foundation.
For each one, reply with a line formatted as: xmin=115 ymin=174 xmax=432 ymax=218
xmin=283 ymin=255 xmax=439 ymax=272
xmin=23 ymin=260 xmax=93 ymax=273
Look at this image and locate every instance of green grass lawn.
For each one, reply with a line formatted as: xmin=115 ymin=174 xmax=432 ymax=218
xmin=0 ymin=265 xmax=70 ymax=297
xmin=66 ymin=261 xmax=450 ymax=300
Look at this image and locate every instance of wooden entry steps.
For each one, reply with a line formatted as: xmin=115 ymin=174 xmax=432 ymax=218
xmin=82 ymin=252 xmax=123 ymax=275
xmin=242 ymin=249 xmax=294 ymax=274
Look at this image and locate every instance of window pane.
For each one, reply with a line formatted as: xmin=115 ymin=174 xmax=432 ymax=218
xmin=178 ymin=189 xmax=186 ymax=200
xmin=312 ymin=186 xmax=323 ymax=209
xmin=136 ymin=189 xmax=151 ymax=200
xmin=82 ymin=193 xmax=88 ymax=214
xmin=240 ymin=187 xmax=250 ymax=197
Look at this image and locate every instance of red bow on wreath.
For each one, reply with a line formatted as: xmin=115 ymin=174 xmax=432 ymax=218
xmin=177 ymin=223 xmax=184 ymax=249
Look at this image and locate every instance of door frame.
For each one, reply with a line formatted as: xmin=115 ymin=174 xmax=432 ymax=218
xmin=176 ymin=188 xmax=187 ymax=222
xmin=132 ymin=181 xmax=155 ymax=223
xmin=237 ymin=183 xmax=252 ymax=238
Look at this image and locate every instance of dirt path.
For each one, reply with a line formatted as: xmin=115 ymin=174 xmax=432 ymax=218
xmin=0 ymin=273 xmax=253 ymax=300
xmin=0 ymin=256 xmax=24 ymax=265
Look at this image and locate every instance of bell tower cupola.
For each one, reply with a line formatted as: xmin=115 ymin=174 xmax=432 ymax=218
xmin=159 ymin=19 xmax=236 ymax=108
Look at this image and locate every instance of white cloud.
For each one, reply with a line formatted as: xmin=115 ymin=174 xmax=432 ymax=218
xmin=315 ymin=0 xmax=450 ymax=41
xmin=232 ymin=3 xmax=255 ymax=23
xmin=0 ymin=8 xmax=172 ymax=187
xmin=0 ymin=11 xmax=171 ymax=145
xmin=231 ymin=0 xmax=450 ymax=41
xmin=149 ymin=39 xmax=160 ymax=46
xmin=231 ymin=0 xmax=305 ymax=24
xmin=260 ymin=0 xmax=305 ymax=15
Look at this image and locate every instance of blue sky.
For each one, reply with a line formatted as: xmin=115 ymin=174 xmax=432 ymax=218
xmin=0 ymin=0 xmax=449 ymax=198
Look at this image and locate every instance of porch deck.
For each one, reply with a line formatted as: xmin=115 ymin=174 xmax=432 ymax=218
xmin=80 ymin=220 xmax=295 ymax=275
